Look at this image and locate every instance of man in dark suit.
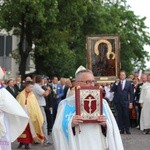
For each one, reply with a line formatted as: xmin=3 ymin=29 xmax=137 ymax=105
xmin=6 ymin=78 xmax=19 ymax=98
xmin=51 ymin=76 xmax=64 ymax=121
xmin=135 ymin=74 xmax=147 ymax=128
xmin=42 ymin=77 xmax=53 ymax=134
xmin=60 ymin=78 xmax=69 ymax=100
xmin=111 ymin=70 xmax=134 ymax=134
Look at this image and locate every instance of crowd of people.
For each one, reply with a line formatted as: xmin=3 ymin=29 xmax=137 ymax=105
xmin=100 ymin=72 xmax=150 ymax=135
xmin=0 ymin=73 xmax=76 ymax=149
xmin=0 ymin=66 xmax=150 ymax=150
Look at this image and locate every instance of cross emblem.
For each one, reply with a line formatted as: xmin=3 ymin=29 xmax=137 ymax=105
xmin=84 ymin=96 xmax=96 ymax=114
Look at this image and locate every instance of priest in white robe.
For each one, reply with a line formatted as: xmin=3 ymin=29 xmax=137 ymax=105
xmin=139 ymin=74 xmax=150 ymax=134
xmin=0 ymin=67 xmax=29 ymax=149
xmin=52 ymin=67 xmax=124 ymax=150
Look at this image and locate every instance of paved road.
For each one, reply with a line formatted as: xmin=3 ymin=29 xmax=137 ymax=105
xmin=12 ymin=128 xmax=150 ymax=150
xmin=122 ymin=128 xmax=150 ymax=150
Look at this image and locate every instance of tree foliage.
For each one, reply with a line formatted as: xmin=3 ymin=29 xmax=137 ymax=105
xmin=0 ymin=0 xmax=58 ymax=79
xmin=0 ymin=0 xmax=150 ymax=78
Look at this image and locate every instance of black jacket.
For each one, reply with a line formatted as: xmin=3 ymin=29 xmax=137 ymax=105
xmin=134 ymin=83 xmax=143 ymax=102
xmin=6 ymin=86 xmax=19 ymax=98
xmin=111 ymin=80 xmax=134 ymax=105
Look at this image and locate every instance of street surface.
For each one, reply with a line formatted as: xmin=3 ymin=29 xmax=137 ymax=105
xmin=12 ymin=128 xmax=150 ymax=150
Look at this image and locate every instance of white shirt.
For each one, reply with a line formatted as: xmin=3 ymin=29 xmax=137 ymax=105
xmin=52 ymin=84 xmax=57 ymax=89
xmin=104 ymin=86 xmax=111 ymax=99
xmin=120 ymin=80 xmax=126 ymax=90
xmin=33 ymin=83 xmax=46 ymax=106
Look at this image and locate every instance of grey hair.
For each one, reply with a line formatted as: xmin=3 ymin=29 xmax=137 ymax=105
xmin=75 ymin=69 xmax=93 ymax=81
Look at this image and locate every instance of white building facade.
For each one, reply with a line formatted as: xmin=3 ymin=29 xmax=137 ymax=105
xmin=0 ymin=30 xmax=35 ymax=79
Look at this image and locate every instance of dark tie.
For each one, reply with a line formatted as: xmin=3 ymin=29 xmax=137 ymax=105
xmin=121 ymin=81 xmax=123 ymax=90
xmin=11 ymin=87 xmax=15 ymax=93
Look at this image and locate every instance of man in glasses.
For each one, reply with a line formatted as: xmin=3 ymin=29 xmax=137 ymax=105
xmin=52 ymin=66 xmax=123 ymax=150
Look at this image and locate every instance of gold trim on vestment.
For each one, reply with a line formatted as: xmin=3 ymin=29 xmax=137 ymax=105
xmin=94 ymin=39 xmax=115 ymax=59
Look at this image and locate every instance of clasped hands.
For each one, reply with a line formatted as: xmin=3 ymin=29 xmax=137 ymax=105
xmin=72 ymin=115 xmax=107 ymax=127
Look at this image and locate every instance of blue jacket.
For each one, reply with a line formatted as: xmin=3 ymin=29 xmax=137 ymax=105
xmin=56 ymin=84 xmax=64 ymax=100
xmin=51 ymin=83 xmax=64 ymax=101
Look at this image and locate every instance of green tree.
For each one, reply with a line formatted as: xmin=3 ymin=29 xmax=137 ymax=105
xmin=34 ymin=0 xmax=90 ymax=77
xmin=0 ymin=0 xmax=58 ymax=79
xmin=34 ymin=29 xmax=76 ymax=77
xmin=77 ymin=0 xmax=150 ymax=73
xmin=0 ymin=0 xmax=150 ymax=78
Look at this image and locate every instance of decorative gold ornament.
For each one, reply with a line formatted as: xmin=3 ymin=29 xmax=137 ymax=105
xmin=94 ymin=39 xmax=115 ymax=59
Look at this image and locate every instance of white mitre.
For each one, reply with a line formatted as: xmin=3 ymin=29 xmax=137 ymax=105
xmin=0 ymin=66 xmax=4 ymax=79
xmin=75 ymin=65 xmax=86 ymax=76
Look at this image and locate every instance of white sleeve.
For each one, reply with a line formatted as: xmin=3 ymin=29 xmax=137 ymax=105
xmin=36 ymin=86 xmax=45 ymax=96
xmin=139 ymin=88 xmax=144 ymax=103
xmin=0 ymin=111 xmax=6 ymax=137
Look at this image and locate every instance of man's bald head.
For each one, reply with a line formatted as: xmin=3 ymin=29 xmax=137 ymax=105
xmin=141 ymin=74 xmax=147 ymax=83
xmin=75 ymin=69 xmax=93 ymax=81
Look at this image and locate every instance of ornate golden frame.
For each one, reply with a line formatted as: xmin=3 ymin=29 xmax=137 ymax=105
xmin=86 ymin=35 xmax=120 ymax=83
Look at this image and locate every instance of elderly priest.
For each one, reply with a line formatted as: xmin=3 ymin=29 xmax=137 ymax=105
xmin=52 ymin=66 xmax=124 ymax=150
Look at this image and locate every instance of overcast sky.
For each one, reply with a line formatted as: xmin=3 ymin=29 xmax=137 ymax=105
xmin=126 ymin=0 xmax=150 ymax=68
xmin=127 ymin=0 xmax=150 ymax=26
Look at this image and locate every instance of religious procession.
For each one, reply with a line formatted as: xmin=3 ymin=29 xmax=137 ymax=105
xmin=1 ymin=65 xmax=150 ymax=150
xmin=1 ymin=1 xmax=150 ymax=150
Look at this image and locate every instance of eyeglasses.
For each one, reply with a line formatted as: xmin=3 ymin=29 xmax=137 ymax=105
xmin=78 ymin=80 xmax=95 ymax=84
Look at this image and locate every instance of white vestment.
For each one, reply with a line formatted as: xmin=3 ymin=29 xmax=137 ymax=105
xmin=52 ymin=95 xmax=124 ymax=150
xmin=0 ymin=87 xmax=29 ymax=149
xmin=139 ymin=82 xmax=150 ymax=130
